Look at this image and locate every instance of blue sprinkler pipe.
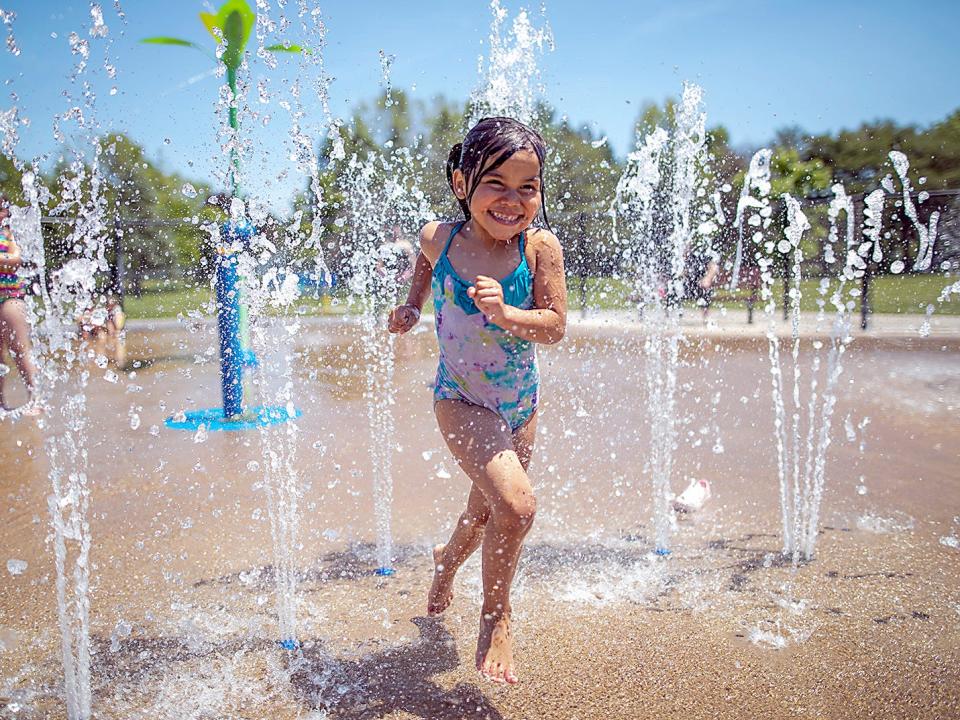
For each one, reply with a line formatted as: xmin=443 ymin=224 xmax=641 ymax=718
xmin=214 ymin=219 xmax=255 ymax=419
xmin=215 ymin=250 xmax=244 ymax=418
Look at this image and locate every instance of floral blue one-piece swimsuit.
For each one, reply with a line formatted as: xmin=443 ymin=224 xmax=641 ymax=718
xmin=432 ymin=222 xmax=539 ymax=431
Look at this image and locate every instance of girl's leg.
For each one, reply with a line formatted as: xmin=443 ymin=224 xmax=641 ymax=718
xmin=0 ymin=312 xmax=8 ymax=410
xmin=427 ymin=410 xmax=537 ymax=614
xmin=1 ymin=299 xmax=36 ymax=402
xmin=434 ymin=399 xmax=537 ymax=684
xmin=427 ymin=483 xmax=489 ymax=615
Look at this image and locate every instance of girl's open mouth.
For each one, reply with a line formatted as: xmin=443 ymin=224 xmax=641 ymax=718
xmin=488 ymin=210 xmax=523 ymax=226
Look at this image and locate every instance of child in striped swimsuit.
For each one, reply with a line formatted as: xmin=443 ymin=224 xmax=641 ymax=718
xmin=0 ymin=199 xmax=38 ymax=414
xmin=388 ymin=117 xmax=567 ymax=684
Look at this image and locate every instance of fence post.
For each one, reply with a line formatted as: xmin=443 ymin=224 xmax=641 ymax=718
xmin=112 ymin=215 xmax=125 ymax=307
xmin=577 ymin=212 xmax=587 ymax=318
xmin=860 ymin=266 xmax=871 ymax=330
xmin=782 ymin=251 xmax=790 ymax=321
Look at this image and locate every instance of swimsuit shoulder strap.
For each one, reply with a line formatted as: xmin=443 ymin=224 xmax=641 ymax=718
xmin=440 ymin=221 xmax=465 ymax=259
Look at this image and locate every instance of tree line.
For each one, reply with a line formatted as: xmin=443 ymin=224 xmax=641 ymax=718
xmin=1 ymin=91 xmax=957 ymax=295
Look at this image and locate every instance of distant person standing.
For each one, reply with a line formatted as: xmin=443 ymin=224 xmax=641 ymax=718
xmin=78 ymin=294 xmax=127 ymax=368
xmin=0 ymin=198 xmax=39 ymax=414
xmin=683 ymin=248 xmax=719 ymax=320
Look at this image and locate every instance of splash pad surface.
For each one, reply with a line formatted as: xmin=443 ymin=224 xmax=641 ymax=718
xmin=0 ymin=315 xmax=957 ymax=718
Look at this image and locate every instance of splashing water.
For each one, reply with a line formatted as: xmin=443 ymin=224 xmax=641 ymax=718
xmin=0 ymin=4 xmax=122 ymax=716
xmin=729 ymin=149 xmax=772 ymax=289
xmin=337 ymin=131 xmax=434 ymax=572
xmin=752 ymin=181 xmax=872 ymax=561
xmin=612 ymin=83 xmax=714 ymax=553
xmin=890 ymin=151 xmax=939 ymax=273
xmin=230 ymin=0 xmax=337 ymax=648
xmin=470 ymin=0 xmax=553 ymax=125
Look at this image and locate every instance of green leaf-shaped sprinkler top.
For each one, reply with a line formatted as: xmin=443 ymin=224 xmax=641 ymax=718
xmin=199 ymin=0 xmax=255 ymax=71
xmin=142 ymin=0 xmax=300 ymax=70
xmin=141 ymin=0 xmax=305 ymax=196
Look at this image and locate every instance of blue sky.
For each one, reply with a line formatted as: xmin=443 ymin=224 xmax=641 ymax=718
xmin=1 ymin=0 xmax=957 ymax=212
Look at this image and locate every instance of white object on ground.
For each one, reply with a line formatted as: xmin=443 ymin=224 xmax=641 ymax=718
xmin=672 ymin=479 xmax=711 ymax=514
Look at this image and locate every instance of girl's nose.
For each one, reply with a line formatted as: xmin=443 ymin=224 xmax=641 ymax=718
xmin=501 ymin=188 xmax=523 ymax=205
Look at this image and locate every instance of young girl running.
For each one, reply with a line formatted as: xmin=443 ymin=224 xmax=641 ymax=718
xmin=388 ymin=117 xmax=566 ymax=684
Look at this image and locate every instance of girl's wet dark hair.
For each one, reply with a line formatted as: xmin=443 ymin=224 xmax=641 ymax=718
xmin=446 ymin=116 xmax=550 ymax=229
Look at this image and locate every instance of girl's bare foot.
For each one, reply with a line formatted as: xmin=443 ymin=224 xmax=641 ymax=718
xmin=476 ymin=611 xmax=518 ymax=684
xmin=427 ymin=544 xmax=455 ymax=615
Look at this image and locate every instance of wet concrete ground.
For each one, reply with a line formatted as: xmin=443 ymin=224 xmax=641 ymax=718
xmin=0 ymin=315 xmax=958 ymax=718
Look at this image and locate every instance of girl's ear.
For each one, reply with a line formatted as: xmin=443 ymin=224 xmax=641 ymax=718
xmin=451 ymin=169 xmax=467 ymax=200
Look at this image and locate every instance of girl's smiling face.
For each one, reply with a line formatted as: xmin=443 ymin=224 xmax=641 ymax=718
xmin=454 ymin=148 xmax=543 ymax=242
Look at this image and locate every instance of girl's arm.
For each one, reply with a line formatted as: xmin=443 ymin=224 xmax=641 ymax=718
xmin=405 ymin=221 xmax=446 ymax=309
xmin=388 ymin=221 xmax=446 ymax=334
xmin=402 ymin=252 xmax=433 ymax=311
xmin=0 ymin=237 xmax=21 ymax=273
xmin=471 ymin=229 xmax=567 ymax=345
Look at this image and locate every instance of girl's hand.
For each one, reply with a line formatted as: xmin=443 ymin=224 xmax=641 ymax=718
xmin=388 ymin=304 xmax=421 ymax=334
xmin=468 ymin=275 xmax=506 ymax=322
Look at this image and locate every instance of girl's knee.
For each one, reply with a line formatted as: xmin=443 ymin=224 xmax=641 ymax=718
xmin=495 ymin=491 xmax=536 ymax=530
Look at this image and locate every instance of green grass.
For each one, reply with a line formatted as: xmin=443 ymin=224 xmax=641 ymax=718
xmin=123 ymin=273 xmax=959 ymax=319
xmin=567 ymin=273 xmax=959 ymax=315
xmin=124 ymin=285 xmax=213 ymax=319
xmin=124 ymin=281 xmax=368 ymax=320
xmin=868 ymin=274 xmax=958 ymax=314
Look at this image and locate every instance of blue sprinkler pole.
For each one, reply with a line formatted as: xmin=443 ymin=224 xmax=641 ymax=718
xmin=215 ymin=248 xmax=244 ymax=419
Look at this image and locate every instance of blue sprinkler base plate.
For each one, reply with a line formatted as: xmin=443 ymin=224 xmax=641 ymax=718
xmin=373 ymin=567 xmax=396 ymax=577
xmin=654 ymin=547 xmax=672 ymax=557
xmin=278 ymin=639 xmax=300 ymax=651
xmin=164 ymin=405 xmax=302 ymax=432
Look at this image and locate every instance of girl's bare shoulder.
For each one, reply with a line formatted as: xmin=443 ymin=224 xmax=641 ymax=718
xmin=526 ymin=227 xmax=561 ymax=251
xmin=524 ymin=227 xmax=563 ymax=274
xmin=419 ymin=221 xmax=456 ymax=264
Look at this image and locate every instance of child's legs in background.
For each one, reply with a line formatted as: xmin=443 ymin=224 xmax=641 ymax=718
xmin=0 ymin=299 xmax=36 ymax=396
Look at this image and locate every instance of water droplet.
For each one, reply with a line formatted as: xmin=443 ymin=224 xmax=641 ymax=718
xmin=181 ymin=183 xmax=198 ymax=199
xmin=6 ymin=559 xmax=27 ymax=576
